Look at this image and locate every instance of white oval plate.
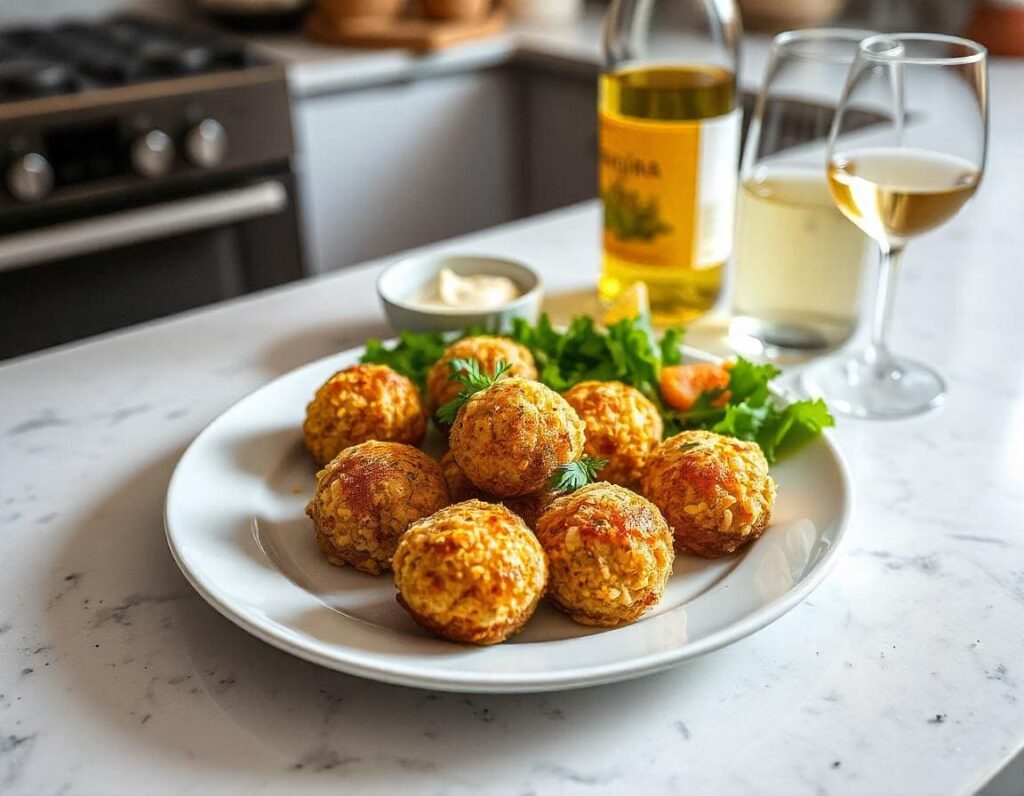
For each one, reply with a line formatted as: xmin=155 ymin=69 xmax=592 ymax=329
xmin=166 ymin=344 xmax=851 ymax=693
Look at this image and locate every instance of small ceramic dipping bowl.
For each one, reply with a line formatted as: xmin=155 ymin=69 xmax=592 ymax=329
xmin=377 ymin=254 xmax=544 ymax=334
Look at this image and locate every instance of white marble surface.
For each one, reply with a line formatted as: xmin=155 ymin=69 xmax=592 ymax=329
xmin=2 ymin=50 xmax=1024 ymax=796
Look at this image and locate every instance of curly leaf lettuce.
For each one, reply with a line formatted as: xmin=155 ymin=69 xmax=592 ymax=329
xmin=360 ymin=316 xmax=832 ymax=463
xmin=667 ymin=358 xmax=835 ymax=463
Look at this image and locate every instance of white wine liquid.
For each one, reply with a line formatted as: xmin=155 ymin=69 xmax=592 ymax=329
xmin=599 ymin=65 xmax=739 ymax=324
xmin=828 ymin=148 xmax=980 ymax=246
xmin=731 ymin=166 xmax=871 ymax=353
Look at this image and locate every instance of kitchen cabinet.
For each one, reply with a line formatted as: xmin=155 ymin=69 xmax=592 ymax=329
xmin=522 ymin=65 xmax=598 ymax=215
xmin=293 ymin=68 xmax=526 ymax=275
xmin=293 ymin=62 xmax=599 ymax=275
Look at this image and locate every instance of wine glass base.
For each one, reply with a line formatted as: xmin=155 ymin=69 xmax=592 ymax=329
xmin=801 ymin=351 xmax=946 ymax=420
xmin=728 ymin=316 xmax=848 ymax=365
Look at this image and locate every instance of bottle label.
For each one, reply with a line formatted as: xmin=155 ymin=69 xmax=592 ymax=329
xmin=600 ymin=107 xmax=740 ymax=270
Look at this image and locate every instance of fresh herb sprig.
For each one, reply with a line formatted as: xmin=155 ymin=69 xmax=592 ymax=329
xmin=549 ymin=456 xmax=607 ymax=493
xmin=508 ymin=313 xmax=684 ymax=402
xmin=436 ymin=358 xmax=512 ymax=425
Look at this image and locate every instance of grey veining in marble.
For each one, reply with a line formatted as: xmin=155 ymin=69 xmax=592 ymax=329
xmin=1 ymin=23 xmax=1023 ymax=796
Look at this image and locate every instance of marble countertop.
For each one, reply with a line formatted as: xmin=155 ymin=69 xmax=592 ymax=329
xmin=2 ymin=33 xmax=1024 ymax=796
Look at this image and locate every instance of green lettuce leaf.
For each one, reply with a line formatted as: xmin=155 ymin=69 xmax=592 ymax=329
xmin=668 ymin=356 xmax=835 ymax=463
xmin=361 ymin=331 xmax=449 ymax=390
xmin=359 ymin=319 xmax=832 ymax=463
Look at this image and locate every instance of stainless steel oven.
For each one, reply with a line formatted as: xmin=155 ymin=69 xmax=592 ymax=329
xmin=0 ymin=16 xmax=305 ymax=359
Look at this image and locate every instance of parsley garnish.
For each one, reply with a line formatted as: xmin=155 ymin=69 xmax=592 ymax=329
xmin=507 ymin=313 xmax=684 ymax=403
xmin=360 ymin=331 xmax=450 ymax=390
xmin=548 ymin=456 xmax=607 ymax=493
xmin=436 ymin=358 xmax=512 ymax=425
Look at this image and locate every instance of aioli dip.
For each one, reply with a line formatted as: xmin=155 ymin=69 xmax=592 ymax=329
xmin=411 ymin=268 xmax=521 ymax=311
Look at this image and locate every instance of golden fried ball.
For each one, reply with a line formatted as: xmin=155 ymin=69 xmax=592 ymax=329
xmin=641 ymin=430 xmax=776 ymax=558
xmin=449 ymin=378 xmax=586 ymax=497
xmin=535 ymin=482 xmax=674 ymax=626
xmin=393 ymin=500 xmax=547 ymax=645
xmin=440 ymin=451 xmax=560 ymax=529
xmin=440 ymin=450 xmax=489 ymax=503
xmin=426 ymin=336 xmax=538 ymax=427
xmin=562 ymin=380 xmax=663 ymax=487
xmin=303 ymin=364 xmax=426 ymax=466
xmin=501 ymin=490 xmax=561 ymax=531
xmin=306 ymin=441 xmax=450 ymax=575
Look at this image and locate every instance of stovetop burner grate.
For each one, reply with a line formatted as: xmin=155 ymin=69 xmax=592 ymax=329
xmin=0 ymin=16 xmax=260 ymax=102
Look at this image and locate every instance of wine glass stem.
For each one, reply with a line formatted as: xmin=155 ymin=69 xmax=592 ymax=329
xmin=866 ymin=244 xmax=904 ymax=370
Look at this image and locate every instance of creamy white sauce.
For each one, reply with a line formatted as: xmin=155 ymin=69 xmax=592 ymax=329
xmin=410 ymin=268 xmax=521 ymax=311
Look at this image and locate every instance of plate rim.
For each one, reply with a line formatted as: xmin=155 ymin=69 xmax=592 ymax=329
xmin=165 ymin=342 xmax=853 ymax=693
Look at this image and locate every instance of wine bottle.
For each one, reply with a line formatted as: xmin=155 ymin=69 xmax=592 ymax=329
xmin=599 ymin=0 xmax=742 ymax=323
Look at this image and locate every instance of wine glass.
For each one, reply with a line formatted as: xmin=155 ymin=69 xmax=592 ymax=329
xmin=802 ymin=34 xmax=988 ymax=419
xmin=731 ymin=29 xmax=876 ymax=362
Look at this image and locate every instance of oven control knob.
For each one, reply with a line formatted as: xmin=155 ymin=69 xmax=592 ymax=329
xmin=185 ymin=119 xmax=228 ymax=169
xmin=131 ymin=129 xmax=175 ymax=178
xmin=6 ymin=153 xmax=54 ymax=203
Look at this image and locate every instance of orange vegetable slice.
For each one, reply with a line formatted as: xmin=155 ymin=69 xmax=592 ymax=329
xmin=660 ymin=362 xmax=731 ymax=412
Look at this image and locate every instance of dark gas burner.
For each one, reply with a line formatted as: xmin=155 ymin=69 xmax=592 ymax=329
xmin=0 ymin=60 xmax=77 ymax=101
xmin=0 ymin=16 xmax=263 ymax=102
xmin=137 ymin=40 xmax=216 ymax=77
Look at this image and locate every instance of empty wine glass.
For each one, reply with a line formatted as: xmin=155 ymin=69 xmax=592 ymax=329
xmin=802 ymin=34 xmax=988 ymax=418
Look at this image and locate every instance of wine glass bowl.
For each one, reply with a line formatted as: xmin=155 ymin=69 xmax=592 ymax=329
xmin=730 ymin=29 xmax=877 ymax=360
xmin=802 ymin=33 xmax=988 ymax=419
xmin=827 ymin=149 xmax=980 ymax=246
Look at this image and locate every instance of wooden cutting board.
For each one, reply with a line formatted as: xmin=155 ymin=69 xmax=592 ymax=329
xmin=305 ymin=9 xmax=506 ymax=52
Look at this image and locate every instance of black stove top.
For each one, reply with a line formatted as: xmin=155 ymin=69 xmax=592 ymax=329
xmin=0 ymin=16 xmax=261 ymax=103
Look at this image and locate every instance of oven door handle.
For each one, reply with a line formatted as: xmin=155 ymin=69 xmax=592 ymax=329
xmin=0 ymin=180 xmax=289 ymax=273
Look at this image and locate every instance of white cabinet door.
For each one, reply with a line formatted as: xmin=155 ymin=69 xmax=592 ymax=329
xmin=294 ymin=69 xmax=525 ymax=274
xmin=524 ymin=68 xmax=598 ymax=215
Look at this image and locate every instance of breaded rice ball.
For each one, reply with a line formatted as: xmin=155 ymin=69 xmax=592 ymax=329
xmin=306 ymin=441 xmax=450 ymax=575
xmin=501 ymin=490 xmax=561 ymax=531
xmin=440 ymin=450 xmax=489 ymax=503
xmin=426 ymin=336 xmax=538 ymax=428
xmin=562 ymin=380 xmax=663 ymax=487
xmin=393 ymin=500 xmax=547 ymax=645
xmin=535 ymin=483 xmax=674 ymax=627
xmin=641 ymin=430 xmax=776 ymax=558
xmin=449 ymin=378 xmax=586 ymax=497
xmin=440 ymin=451 xmax=559 ymax=529
xmin=303 ymin=363 xmax=426 ymax=466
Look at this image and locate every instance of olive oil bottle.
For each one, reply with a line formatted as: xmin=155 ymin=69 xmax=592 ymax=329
xmin=599 ymin=0 xmax=742 ymax=323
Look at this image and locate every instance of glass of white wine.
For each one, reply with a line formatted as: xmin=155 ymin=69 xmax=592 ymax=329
xmin=802 ymin=33 xmax=987 ymax=418
xmin=731 ymin=29 xmax=876 ymax=361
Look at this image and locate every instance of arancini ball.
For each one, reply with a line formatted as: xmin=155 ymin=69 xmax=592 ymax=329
xmin=439 ymin=450 xmax=489 ymax=503
xmin=303 ymin=363 xmax=426 ymax=466
xmin=562 ymin=380 xmax=663 ymax=487
xmin=535 ymin=482 xmax=674 ymax=626
xmin=440 ymin=450 xmax=560 ymax=529
xmin=641 ymin=430 xmax=776 ymax=558
xmin=501 ymin=489 xmax=562 ymax=531
xmin=449 ymin=377 xmax=586 ymax=497
xmin=393 ymin=500 xmax=547 ymax=645
xmin=425 ymin=336 xmax=537 ymax=429
xmin=306 ymin=441 xmax=450 ymax=575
